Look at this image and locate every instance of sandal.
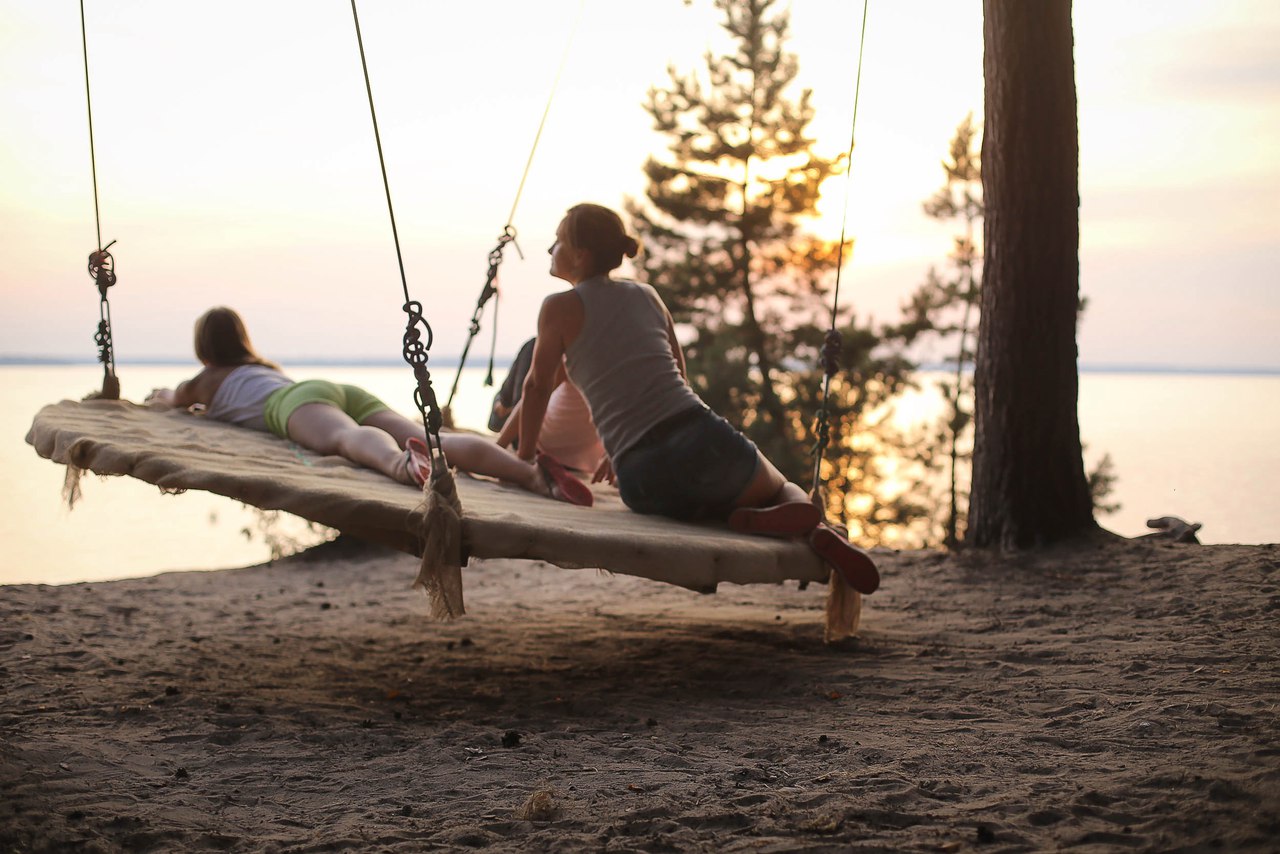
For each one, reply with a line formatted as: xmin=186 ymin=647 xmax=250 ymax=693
xmin=536 ymin=452 xmax=594 ymax=507
xmin=728 ymin=501 xmax=821 ymax=537
xmin=809 ymin=523 xmax=880 ymax=594
xmin=401 ymin=437 xmax=432 ymax=487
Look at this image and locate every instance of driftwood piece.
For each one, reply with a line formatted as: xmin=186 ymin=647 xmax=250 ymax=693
xmin=1143 ymin=516 xmax=1202 ymax=544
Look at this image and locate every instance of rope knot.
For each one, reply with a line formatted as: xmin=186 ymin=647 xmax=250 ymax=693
xmin=810 ymin=407 xmax=832 ymax=456
xmin=400 ymin=298 xmax=444 ymax=447
xmin=821 ymin=329 xmax=843 ymax=377
xmin=445 ymin=226 xmax=518 ymax=412
xmin=400 ymin=300 xmax=433 ymax=363
xmin=488 ymin=228 xmax=517 ymax=269
xmin=810 ymin=328 xmax=843 ymax=494
xmin=481 ymin=228 xmax=518 ymax=303
xmin=412 ymin=362 xmax=444 ymax=436
xmin=94 ymin=320 xmax=112 ymax=362
xmin=87 ymin=240 xmax=116 ymax=299
xmin=86 ymin=241 xmax=119 ymax=396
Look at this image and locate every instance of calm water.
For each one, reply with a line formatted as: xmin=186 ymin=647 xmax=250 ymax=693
xmin=4 ymin=365 xmax=1277 ymax=585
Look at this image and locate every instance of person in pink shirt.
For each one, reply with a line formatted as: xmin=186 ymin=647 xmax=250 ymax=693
xmin=491 ymin=338 xmax=605 ymax=477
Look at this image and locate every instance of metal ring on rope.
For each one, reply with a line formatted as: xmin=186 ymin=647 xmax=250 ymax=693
xmin=400 ymin=299 xmax=444 ymax=441
xmin=445 ymin=226 xmax=520 ymax=415
xmin=87 ymin=242 xmax=117 ymax=373
xmin=87 ymin=240 xmax=116 ymax=296
xmin=80 ymin=1 xmax=120 ymax=400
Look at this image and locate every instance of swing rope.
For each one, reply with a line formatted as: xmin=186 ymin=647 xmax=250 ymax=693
xmin=810 ymin=0 xmax=869 ymax=497
xmin=80 ymin=0 xmax=119 ymax=400
xmin=443 ymin=0 xmax=585 ymax=418
xmin=444 ymin=225 xmax=517 ymax=418
xmin=348 ymin=0 xmax=445 ymax=463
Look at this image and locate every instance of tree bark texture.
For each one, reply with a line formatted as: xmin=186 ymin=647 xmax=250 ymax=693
xmin=969 ymin=0 xmax=1096 ymax=548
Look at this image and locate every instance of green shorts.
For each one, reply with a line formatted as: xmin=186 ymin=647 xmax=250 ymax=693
xmin=262 ymin=380 xmax=390 ymax=439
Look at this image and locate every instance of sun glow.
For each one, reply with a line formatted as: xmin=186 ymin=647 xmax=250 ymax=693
xmin=0 ymin=0 xmax=1274 ymax=368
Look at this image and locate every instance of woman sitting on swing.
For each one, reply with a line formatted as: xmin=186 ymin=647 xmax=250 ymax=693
xmin=514 ymin=203 xmax=879 ymax=593
xmin=146 ymin=306 xmax=593 ymax=505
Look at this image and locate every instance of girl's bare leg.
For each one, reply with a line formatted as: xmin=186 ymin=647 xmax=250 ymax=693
xmin=286 ymin=403 xmax=409 ymax=482
xmin=439 ymin=433 xmax=548 ymax=495
xmin=361 ymin=409 xmax=428 ymax=450
xmin=361 ymin=408 xmax=550 ymax=497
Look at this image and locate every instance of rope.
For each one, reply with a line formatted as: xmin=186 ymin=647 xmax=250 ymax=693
xmin=445 ymin=226 xmax=516 ymax=414
xmin=88 ymin=241 xmax=118 ymax=391
xmin=444 ymin=0 xmax=585 ymax=413
xmin=349 ymin=0 xmax=445 ymax=464
xmin=80 ymin=0 xmax=119 ymax=400
xmin=811 ymin=0 xmax=869 ymax=496
xmin=504 ymin=0 xmax=583 ymax=229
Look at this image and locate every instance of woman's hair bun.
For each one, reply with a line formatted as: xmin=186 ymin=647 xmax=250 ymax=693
xmin=566 ymin=202 xmax=642 ymax=272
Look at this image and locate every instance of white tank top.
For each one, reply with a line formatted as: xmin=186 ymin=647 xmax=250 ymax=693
xmin=206 ymin=364 xmax=293 ymax=432
xmin=564 ymin=276 xmax=702 ymax=460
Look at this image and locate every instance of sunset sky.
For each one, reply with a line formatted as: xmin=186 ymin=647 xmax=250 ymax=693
xmin=1 ymin=0 xmax=1276 ymax=370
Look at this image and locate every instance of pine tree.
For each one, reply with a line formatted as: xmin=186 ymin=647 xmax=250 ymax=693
xmin=896 ymin=115 xmax=984 ymax=548
xmin=626 ymin=0 xmax=914 ymax=537
xmin=969 ymin=0 xmax=1097 ymax=548
xmin=899 ymin=115 xmax=1117 ymax=548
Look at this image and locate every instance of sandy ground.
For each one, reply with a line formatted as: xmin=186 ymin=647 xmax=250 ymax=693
xmin=1 ymin=534 xmax=1277 ymax=852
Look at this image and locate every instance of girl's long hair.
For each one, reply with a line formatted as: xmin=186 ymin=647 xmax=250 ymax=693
xmin=194 ymin=307 xmax=279 ymax=370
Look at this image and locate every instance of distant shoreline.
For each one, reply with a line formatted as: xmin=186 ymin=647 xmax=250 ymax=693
xmin=2 ymin=355 xmax=1277 ymax=376
xmin=0 ymin=355 xmax=480 ymax=370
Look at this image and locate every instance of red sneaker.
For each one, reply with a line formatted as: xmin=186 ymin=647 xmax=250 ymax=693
xmin=537 ymin=452 xmax=594 ymax=507
xmin=404 ymin=437 xmax=432 ymax=487
xmin=809 ymin=524 xmax=880 ymax=594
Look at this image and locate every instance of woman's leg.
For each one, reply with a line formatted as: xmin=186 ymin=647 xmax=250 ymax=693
xmin=360 ymin=408 xmax=428 ymax=450
xmin=438 ymin=433 xmax=548 ymax=495
xmin=286 ymin=403 xmax=411 ymax=483
xmin=364 ymin=408 xmax=545 ymax=493
xmin=726 ymin=451 xmax=821 ymax=535
xmin=733 ymin=451 xmax=809 ymax=509
xmin=361 ymin=409 xmax=576 ymax=500
xmin=732 ymin=452 xmax=879 ymax=593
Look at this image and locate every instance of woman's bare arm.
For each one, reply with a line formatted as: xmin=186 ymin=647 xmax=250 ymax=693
xmin=518 ymin=294 xmax=582 ymax=462
xmin=496 ymin=361 xmax=565 ymax=448
xmin=147 ymin=367 xmax=223 ymax=410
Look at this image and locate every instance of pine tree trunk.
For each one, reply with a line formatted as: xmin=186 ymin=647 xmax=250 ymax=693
xmin=968 ymin=0 xmax=1096 ymax=548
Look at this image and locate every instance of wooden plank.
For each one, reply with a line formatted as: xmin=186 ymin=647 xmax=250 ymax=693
xmin=27 ymin=399 xmax=830 ymax=592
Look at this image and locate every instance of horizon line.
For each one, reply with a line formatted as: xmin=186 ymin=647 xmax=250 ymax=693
xmin=1 ymin=354 xmax=1278 ymax=377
